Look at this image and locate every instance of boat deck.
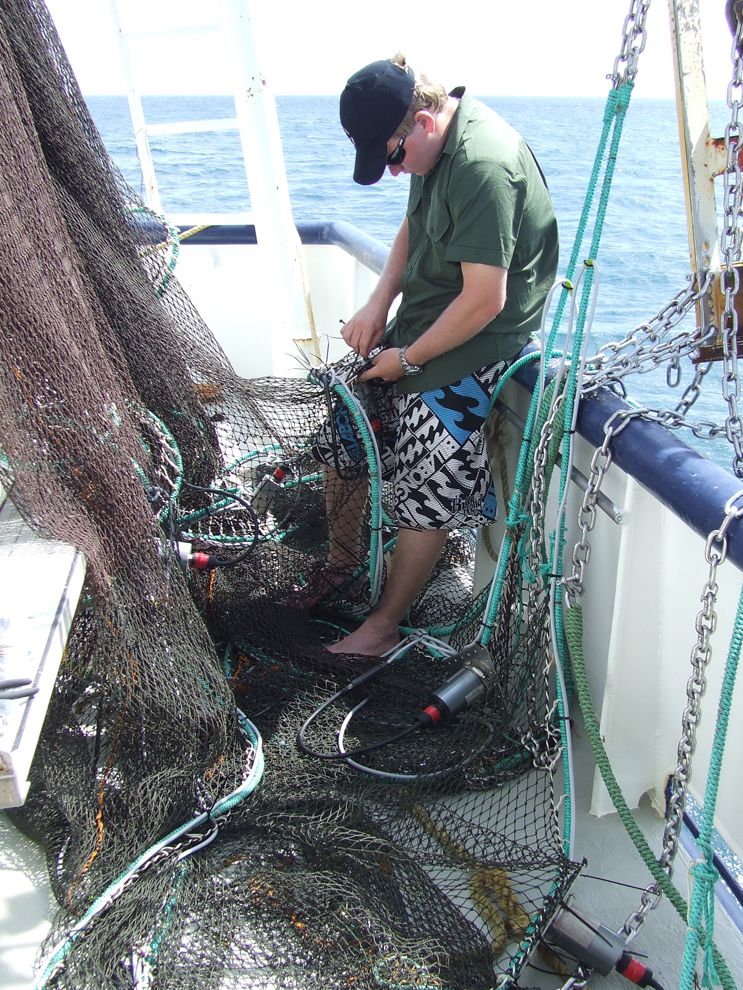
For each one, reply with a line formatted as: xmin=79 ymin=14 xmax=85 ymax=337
xmin=521 ymin=711 xmax=743 ymax=990
xmin=2 ymin=705 xmax=742 ymax=989
xmin=1 ymin=479 xmax=742 ymax=990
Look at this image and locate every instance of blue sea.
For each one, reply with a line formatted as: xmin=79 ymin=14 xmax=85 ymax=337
xmin=86 ymin=94 xmax=735 ymax=467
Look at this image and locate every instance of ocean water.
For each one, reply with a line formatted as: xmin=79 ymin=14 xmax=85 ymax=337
xmin=85 ymin=93 xmax=736 ymax=466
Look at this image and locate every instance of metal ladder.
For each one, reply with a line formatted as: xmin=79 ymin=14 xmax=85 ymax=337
xmin=107 ymin=0 xmax=318 ymax=369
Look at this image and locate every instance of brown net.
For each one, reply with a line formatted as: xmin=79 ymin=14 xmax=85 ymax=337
xmin=0 ymin=2 xmax=580 ymax=987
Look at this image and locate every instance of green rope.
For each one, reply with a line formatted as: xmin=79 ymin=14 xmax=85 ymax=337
xmin=680 ymin=580 xmax=743 ymax=990
xmin=479 ymin=85 xmax=636 ymax=649
xmin=547 ymin=82 xmax=634 ymax=678
xmin=127 ymin=203 xmax=181 ymax=298
xmin=330 ymin=379 xmax=384 ymax=604
xmin=565 ymin=604 xmax=737 ymax=990
xmin=222 ymin=443 xmax=282 ymax=474
xmin=179 ymin=490 xmax=240 ymax=525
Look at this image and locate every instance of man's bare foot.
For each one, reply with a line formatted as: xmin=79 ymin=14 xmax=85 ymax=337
xmin=327 ymin=613 xmax=400 ymax=656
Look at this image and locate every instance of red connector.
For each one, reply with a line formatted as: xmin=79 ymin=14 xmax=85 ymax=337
xmin=177 ymin=542 xmax=217 ymax=571
xmin=616 ymin=953 xmax=664 ymax=990
xmin=416 ymin=704 xmax=443 ymax=727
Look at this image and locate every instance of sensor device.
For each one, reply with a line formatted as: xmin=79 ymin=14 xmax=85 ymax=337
xmin=429 ymin=643 xmax=496 ymax=719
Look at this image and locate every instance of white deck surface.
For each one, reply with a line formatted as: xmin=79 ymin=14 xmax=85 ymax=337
xmin=520 ymin=709 xmax=743 ymax=989
xmin=0 ymin=490 xmax=84 ymax=988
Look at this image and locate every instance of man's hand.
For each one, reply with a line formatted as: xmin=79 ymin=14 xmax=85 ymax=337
xmin=358 ymin=347 xmax=405 ymax=383
xmin=341 ymin=302 xmax=388 ymax=358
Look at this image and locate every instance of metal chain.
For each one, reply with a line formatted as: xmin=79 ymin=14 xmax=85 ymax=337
xmin=592 ymin=7 xmax=743 ymax=472
xmin=578 ymin=265 xmax=743 ymax=444
xmin=560 ymin=968 xmax=592 ymax=990
xmin=112 ymin=807 xmax=232 ymax=906
xmin=673 ymin=358 xmax=713 ymax=419
xmin=540 ymin=0 xmax=743 ymax=960
xmin=623 ymin=489 xmax=743 ymax=938
xmin=720 ymin=10 xmax=743 ymax=475
xmin=562 ymin=396 xmax=743 ymax=938
xmin=560 ymin=406 xmax=660 ymax=934
xmin=515 ymin=390 xmax=571 ymax=773
xmin=563 ymin=407 xmax=638 ymax=605
xmin=658 ymin=502 xmax=734 ymax=870
xmin=525 ymin=390 xmax=566 ymax=584
xmin=609 ymin=0 xmax=651 ymax=87
xmin=41 ymin=812 xmax=231 ymax=988
xmin=581 ymin=273 xmax=713 ymax=398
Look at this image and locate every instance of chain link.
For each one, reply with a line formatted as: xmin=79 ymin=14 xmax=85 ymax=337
xmin=546 ymin=0 xmax=743 ymax=956
xmin=720 ymin=10 xmax=743 ymax=475
xmin=525 ymin=391 xmax=566 ymax=584
xmin=107 ymin=806 xmax=234 ymax=911
xmin=40 ymin=813 xmax=230 ymax=988
xmin=563 ymin=407 xmax=638 ymax=605
xmin=610 ymin=0 xmax=651 ymax=87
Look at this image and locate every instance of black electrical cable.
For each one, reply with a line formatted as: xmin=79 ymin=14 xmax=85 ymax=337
xmin=180 ymin=480 xmax=260 ymax=567
xmin=616 ymin=952 xmax=667 ymax=990
xmin=335 ymin=715 xmax=422 ymax=759
xmin=295 ymin=655 xmax=402 ymax=760
xmin=297 ymin=642 xmax=499 ymax=780
xmin=339 ymin=710 xmax=497 ymax=783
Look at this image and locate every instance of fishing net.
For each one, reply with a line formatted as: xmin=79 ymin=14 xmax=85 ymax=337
xmin=0 ymin=1 xmax=580 ymax=987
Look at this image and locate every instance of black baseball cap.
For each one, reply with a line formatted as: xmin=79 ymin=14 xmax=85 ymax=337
xmin=340 ymin=60 xmax=415 ymax=185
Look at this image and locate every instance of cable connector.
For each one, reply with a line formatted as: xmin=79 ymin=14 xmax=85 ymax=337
xmin=416 ymin=704 xmax=443 ymax=727
xmin=251 ymin=466 xmax=286 ymax=515
xmin=177 ymin=541 xmax=217 ymax=571
xmin=616 ymin=952 xmax=665 ymax=990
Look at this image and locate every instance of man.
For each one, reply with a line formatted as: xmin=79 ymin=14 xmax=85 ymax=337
xmin=326 ymin=54 xmax=558 ymax=656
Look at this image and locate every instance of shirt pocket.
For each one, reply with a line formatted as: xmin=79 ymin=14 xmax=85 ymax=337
xmin=425 ymin=204 xmax=451 ymax=244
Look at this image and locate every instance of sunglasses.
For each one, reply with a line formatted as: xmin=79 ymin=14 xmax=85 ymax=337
xmin=386 ymin=135 xmax=407 ymax=167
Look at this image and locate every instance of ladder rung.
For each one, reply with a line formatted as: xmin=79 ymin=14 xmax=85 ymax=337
xmin=146 ymin=118 xmax=238 ymax=137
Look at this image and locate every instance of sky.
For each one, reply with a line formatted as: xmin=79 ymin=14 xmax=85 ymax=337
xmin=44 ymin=0 xmax=736 ymax=101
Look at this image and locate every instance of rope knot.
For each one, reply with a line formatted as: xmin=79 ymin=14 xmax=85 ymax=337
xmin=690 ymin=859 xmax=719 ymax=887
xmin=689 ymin=858 xmax=722 ymax=989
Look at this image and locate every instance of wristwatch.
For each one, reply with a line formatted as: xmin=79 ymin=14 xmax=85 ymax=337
xmin=399 ymin=346 xmax=423 ymax=376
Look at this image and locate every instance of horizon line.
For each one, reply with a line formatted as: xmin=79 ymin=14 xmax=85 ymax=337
xmin=81 ymin=91 xmax=690 ymax=101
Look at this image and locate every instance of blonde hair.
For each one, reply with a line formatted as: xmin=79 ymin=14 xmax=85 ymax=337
xmin=389 ymin=52 xmax=448 ymax=136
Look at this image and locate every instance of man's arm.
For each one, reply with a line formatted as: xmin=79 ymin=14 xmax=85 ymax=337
xmin=341 ymin=218 xmax=409 ymax=358
xmin=360 ymin=261 xmax=507 ymax=382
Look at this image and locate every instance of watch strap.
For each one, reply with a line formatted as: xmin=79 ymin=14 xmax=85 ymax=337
xmin=399 ymin=346 xmax=423 ymax=376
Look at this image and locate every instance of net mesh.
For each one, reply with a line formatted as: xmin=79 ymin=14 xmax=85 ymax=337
xmin=0 ymin=2 xmax=579 ymax=987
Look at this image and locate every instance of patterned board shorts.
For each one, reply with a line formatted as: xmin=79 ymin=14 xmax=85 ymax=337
xmin=312 ymin=360 xmax=508 ymax=531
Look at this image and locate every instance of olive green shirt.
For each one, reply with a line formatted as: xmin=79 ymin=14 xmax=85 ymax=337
xmin=388 ymin=90 xmax=559 ymax=394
